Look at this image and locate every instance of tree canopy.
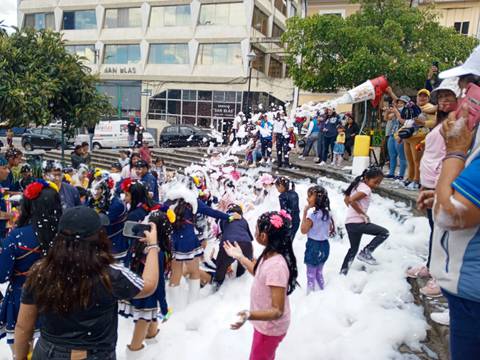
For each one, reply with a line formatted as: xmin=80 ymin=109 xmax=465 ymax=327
xmin=0 ymin=28 xmax=113 ymax=134
xmin=282 ymin=0 xmax=479 ymax=92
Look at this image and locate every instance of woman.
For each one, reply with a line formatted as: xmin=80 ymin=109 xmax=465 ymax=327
xmin=0 ymin=183 xmax=61 ymax=357
xmin=344 ymin=114 xmax=359 ymax=161
xmin=15 ymin=206 xmax=160 ymax=360
xmin=385 ymin=102 xmax=407 ymax=179
xmin=121 ymin=152 xmax=141 ymax=180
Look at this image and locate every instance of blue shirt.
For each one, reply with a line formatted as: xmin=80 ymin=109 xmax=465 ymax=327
xmin=0 ymin=190 xmax=7 ymax=239
xmin=324 ymin=116 xmax=340 ymax=137
xmin=141 ymin=172 xmax=159 ymax=203
xmin=59 ymin=183 xmax=81 ymax=209
xmin=219 ymin=218 xmax=253 ymax=243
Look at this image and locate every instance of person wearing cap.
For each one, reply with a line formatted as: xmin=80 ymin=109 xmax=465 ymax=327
xmin=43 ymin=162 xmax=80 ymax=209
xmin=110 ymin=162 xmax=123 ymax=187
xmin=15 ymin=164 xmax=35 ymax=192
xmin=134 ymin=160 xmax=159 ymax=203
xmin=139 ymin=140 xmax=152 ymax=165
xmin=0 ymin=157 xmax=13 ymax=239
xmin=70 ymin=145 xmax=85 ymax=170
xmin=0 ymin=183 xmax=62 ymax=356
xmin=15 ymin=206 xmax=160 ymax=359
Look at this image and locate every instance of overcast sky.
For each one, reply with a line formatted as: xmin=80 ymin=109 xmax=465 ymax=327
xmin=0 ymin=0 xmax=17 ymax=31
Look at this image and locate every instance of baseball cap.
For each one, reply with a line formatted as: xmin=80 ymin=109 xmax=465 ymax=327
xmin=111 ymin=162 xmax=122 ymax=171
xmin=20 ymin=164 xmax=32 ymax=173
xmin=134 ymin=160 xmax=149 ymax=169
xmin=58 ymin=206 xmax=109 ymax=238
xmin=398 ymin=95 xmax=411 ymax=104
xmin=439 ymin=45 xmax=480 ymax=79
xmin=431 ymin=77 xmax=461 ymax=98
xmin=417 ymin=89 xmax=431 ymax=97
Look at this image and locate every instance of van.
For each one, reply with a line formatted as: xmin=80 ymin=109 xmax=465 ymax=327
xmin=75 ymin=120 xmax=156 ymax=149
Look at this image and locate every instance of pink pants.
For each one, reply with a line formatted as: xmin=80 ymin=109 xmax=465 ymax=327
xmin=249 ymin=329 xmax=286 ymax=360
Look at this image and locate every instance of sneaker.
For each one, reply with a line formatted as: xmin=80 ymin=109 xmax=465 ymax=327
xmin=357 ymin=250 xmax=378 ymax=265
xmin=314 ymin=158 xmax=321 ymax=164
xmin=394 ymin=176 xmax=404 ymax=182
xmin=298 ymin=155 xmax=305 ymax=160
xmin=406 ymin=182 xmax=420 ymax=191
xmin=406 ymin=265 xmax=431 ymax=279
xmin=403 ymin=180 xmax=412 ymax=187
xmin=318 ymin=161 xmax=326 ymax=166
xmin=431 ymin=311 xmax=449 ymax=326
xmin=420 ymin=279 xmax=442 ymax=297
xmin=385 ymin=174 xmax=395 ymax=179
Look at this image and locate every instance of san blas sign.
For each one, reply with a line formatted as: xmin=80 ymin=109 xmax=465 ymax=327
xmin=103 ymin=66 xmax=137 ymax=74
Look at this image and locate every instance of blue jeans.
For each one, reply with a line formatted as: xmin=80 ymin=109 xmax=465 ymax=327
xmin=323 ymin=136 xmax=336 ymax=162
xmin=316 ymin=133 xmax=325 ymax=160
xmin=33 ymin=338 xmax=116 ymax=359
xmin=443 ymin=291 xmax=480 ymax=360
xmin=302 ymin=133 xmax=319 ymax=157
xmin=387 ymin=136 xmax=406 ymax=177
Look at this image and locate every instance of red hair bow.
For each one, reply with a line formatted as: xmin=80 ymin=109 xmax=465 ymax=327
xmin=120 ymin=178 xmax=133 ymax=192
xmin=24 ymin=182 xmax=44 ymax=200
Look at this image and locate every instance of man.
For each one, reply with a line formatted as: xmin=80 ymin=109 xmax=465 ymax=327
xmin=43 ymin=161 xmax=80 ymax=209
xmin=1 ymin=148 xmax=22 ymax=192
xmin=0 ymin=157 xmax=14 ymax=239
xmin=81 ymin=142 xmax=91 ymax=167
xmin=70 ymin=145 xmax=85 ymax=169
xmin=127 ymin=118 xmax=137 ymax=148
xmin=134 ymin=160 xmax=158 ymax=202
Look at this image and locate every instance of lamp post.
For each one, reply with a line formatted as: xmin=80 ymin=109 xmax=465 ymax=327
xmin=245 ymin=50 xmax=257 ymax=117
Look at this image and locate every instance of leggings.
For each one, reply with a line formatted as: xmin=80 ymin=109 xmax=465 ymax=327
xmin=340 ymin=222 xmax=389 ymax=274
xmin=250 ymin=329 xmax=286 ymax=360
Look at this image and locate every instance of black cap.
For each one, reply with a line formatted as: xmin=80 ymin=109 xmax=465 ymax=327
xmin=111 ymin=162 xmax=122 ymax=170
xmin=58 ymin=206 xmax=109 ymax=238
xmin=134 ymin=160 xmax=149 ymax=169
xmin=20 ymin=164 xmax=32 ymax=173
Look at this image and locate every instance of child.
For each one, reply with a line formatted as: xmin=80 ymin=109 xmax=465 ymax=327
xmin=127 ymin=211 xmax=172 ymax=351
xmin=119 ymin=150 xmax=131 ymax=168
xmin=15 ymin=164 xmax=35 ymax=192
xmin=333 ymin=125 xmax=346 ymax=167
xmin=300 ymin=185 xmax=334 ymax=293
xmin=275 ymin=177 xmax=300 ymax=240
xmin=224 ymin=211 xmax=298 ymax=360
xmin=340 ymin=167 xmax=389 ymax=275
xmin=152 ymin=157 xmax=166 ymax=185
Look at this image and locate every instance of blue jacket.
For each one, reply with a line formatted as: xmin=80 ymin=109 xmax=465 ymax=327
xmin=324 ymin=115 xmax=340 ymax=138
xmin=105 ymin=197 xmax=128 ymax=260
xmin=59 ymin=183 xmax=81 ymax=209
xmin=141 ymin=172 xmax=159 ymax=203
xmin=219 ymin=218 xmax=253 ymax=243
xmin=279 ymin=190 xmax=300 ymax=224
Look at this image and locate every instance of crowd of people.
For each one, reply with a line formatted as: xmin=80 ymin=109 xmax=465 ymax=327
xmin=0 ymin=46 xmax=477 ymax=360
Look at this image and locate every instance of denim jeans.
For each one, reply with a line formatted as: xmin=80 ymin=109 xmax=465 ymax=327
xmin=260 ymin=138 xmax=272 ymax=160
xmin=387 ymin=136 xmax=407 ymax=177
xmin=316 ymin=133 xmax=325 ymax=160
xmin=33 ymin=338 xmax=116 ymax=360
xmin=443 ymin=291 xmax=480 ymax=360
xmin=302 ymin=133 xmax=318 ymax=157
xmin=323 ymin=136 xmax=336 ymax=162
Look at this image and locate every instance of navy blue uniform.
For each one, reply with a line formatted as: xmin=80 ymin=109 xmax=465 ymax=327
xmin=279 ymin=190 xmax=300 ymax=240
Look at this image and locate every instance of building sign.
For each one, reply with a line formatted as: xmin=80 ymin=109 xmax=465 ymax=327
xmin=103 ymin=66 xmax=137 ymax=75
xmin=212 ymin=103 xmax=235 ymax=118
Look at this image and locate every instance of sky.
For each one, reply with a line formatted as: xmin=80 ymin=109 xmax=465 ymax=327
xmin=0 ymin=0 xmax=17 ymax=31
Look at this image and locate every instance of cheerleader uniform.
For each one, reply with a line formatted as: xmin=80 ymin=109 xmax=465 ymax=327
xmin=0 ymin=225 xmax=41 ymax=343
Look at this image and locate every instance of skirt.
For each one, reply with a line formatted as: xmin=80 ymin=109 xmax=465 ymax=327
xmin=304 ymin=239 xmax=330 ymax=267
xmin=333 ymin=143 xmax=345 ymax=155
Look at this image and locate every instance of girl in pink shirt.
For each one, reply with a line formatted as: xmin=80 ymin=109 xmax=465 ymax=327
xmin=224 ymin=210 xmax=298 ymax=360
xmin=340 ymin=167 xmax=389 ymax=275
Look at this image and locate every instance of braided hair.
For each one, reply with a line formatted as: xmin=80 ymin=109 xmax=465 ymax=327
xmin=254 ymin=211 xmax=298 ymax=295
xmin=344 ymin=167 xmax=384 ymax=196
xmin=307 ymin=185 xmax=330 ymax=221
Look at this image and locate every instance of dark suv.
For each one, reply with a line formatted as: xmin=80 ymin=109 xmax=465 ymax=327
xmin=159 ymin=125 xmax=218 ymax=148
xmin=21 ymin=127 xmax=74 ymax=151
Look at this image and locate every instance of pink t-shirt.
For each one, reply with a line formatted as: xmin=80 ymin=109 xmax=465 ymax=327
xmin=420 ymin=125 xmax=446 ymax=189
xmin=250 ymin=254 xmax=290 ymax=336
xmin=345 ymin=182 xmax=372 ymax=224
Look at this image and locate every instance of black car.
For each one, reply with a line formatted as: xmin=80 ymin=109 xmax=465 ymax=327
xmin=159 ymin=125 xmax=218 ymax=148
xmin=21 ymin=127 xmax=74 ymax=151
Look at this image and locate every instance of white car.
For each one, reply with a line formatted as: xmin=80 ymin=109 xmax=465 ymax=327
xmin=75 ymin=120 xmax=156 ymax=149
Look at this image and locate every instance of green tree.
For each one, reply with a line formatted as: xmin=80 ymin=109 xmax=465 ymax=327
xmin=0 ymin=28 xmax=113 ymax=135
xmin=282 ymin=0 xmax=479 ymax=92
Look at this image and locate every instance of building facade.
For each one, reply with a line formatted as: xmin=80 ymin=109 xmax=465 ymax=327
xmin=18 ymin=0 xmax=299 ymax=135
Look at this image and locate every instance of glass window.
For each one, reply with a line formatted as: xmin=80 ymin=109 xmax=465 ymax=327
xmin=252 ymin=47 xmax=265 ymax=73
xmin=454 ymin=21 xmax=470 ymax=35
xmin=66 ymin=44 xmax=96 ymax=63
xmin=149 ymin=98 xmax=166 ymax=114
xmin=182 ymin=101 xmax=196 ymax=115
xmin=24 ymin=13 xmax=55 ymax=30
xmin=197 ymin=43 xmax=242 ymax=65
xmin=168 ymin=90 xmax=181 ymax=99
xmin=63 ymin=10 xmax=96 ymax=30
xmin=104 ymin=45 xmax=140 ymax=64
xmin=252 ymin=7 xmax=268 ymax=36
xmin=149 ymin=44 xmax=189 ymax=64
xmin=269 ymin=57 xmax=283 ymax=78
xmin=213 ymin=91 xmax=225 ymax=102
xmin=272 ymin=23 xmax=284 ymax=38
xmin=105 ymin=8 xmax=141 ymax=28
xmin=198 ymin=102 xmax=212 ymax=116
xmin=274 ymin=0 xmax=287 ymax=16
xmin=199 ymin=3 xmax=245 ymax=26
xmin=198 ymin=91 xmax=212 ymax=101
xmin=182 ymin=90 xmax=197 ymax=101
xmin=225 ymin=92 xmax=236 ymax=102
xmin=167 ymin=100 xmax=181 ymax=114
xmin=150 ymin=5 xmax=190 ymax=27
xmin=290 ymin=4 xmax=297 ymax=17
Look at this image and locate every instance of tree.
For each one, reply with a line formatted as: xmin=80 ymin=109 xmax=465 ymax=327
xmin=282 ymin=0 xmax=479 ymax=93
xmin=0 ymin=28 xmax=113 ymax=135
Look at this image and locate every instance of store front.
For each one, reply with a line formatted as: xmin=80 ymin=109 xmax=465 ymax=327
xmin=98 ymin=80 xmax=142 ymax=120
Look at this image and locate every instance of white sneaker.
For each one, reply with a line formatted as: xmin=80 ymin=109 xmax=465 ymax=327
xmin=431 ymin=311 xmax=449 ymax=326
xmin=318 ymin=161 xmax=326 ymax=166
xmin=298 ymin=155 xmax=304 ymax=160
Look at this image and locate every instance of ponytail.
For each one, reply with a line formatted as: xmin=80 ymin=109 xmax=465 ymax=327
xmin=344 ymin=167 xmax=384 ymax=196
xmin=275 ymin=176 xmax=295 ymax=191
xmin=307 ymin=185 xmax=330 ymax=221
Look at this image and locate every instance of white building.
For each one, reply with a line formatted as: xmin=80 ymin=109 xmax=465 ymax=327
xmin=18 ymin=0 xmax=299 ymax=137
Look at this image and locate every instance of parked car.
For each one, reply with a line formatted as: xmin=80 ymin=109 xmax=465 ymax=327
xmin=21 ymin=127 xmax=74 ymax=151
xmin=75 ymin=120 xmax=156 ymax=149
xmin=159 ymin=125 xmax=219 ymax=148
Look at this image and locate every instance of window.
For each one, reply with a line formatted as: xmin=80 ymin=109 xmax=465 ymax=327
xmin=197 ymin=43 xmax=242 ymax=65
xmin=319 ymin=9 xmax=346 ymax=18
xmin=454 ymin=21 xmax=470 ymax=35
xmin=66 ymin=44 xmax=96 ymax=63
xmin=63 ymin=10 xmax=96 ymax=30
xmin=290 ymin=4 xmax=297 ymax=17
xmin=183 ymin=90 xmax=197 ymax=101
xmin=24 ymin=13 xmax=55 ymax=30
xmin=105 ymin=8 xmax=141 ymax=28
xmin=149 ymin=44 xmax=188 ymax=64
xmin=274 ymin=0 xmax=287 ymax=16
xmin=252 ymin=7 xmax=268 ymax=36
xmin=199 ymin=3 xmax=245 ymax=26
xmin=252 ymin=47 xmax=265 ymax=73
xmin=150 ymin=5 xmax=190 ymax=27
xmin=269 ymin=58 xmax=283 ymax=78
xmin=272 ymin=22 xmax=284 ymax=38
xmin=104 ymin=45 xmax=140 ymax=64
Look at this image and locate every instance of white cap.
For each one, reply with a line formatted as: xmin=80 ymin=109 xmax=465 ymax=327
xmin=439 ymin=45 xmax=480 ymax=79
xmin=431 ymin=77 xmax=461 ymax=98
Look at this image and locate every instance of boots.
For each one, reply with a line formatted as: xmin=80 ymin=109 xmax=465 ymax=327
xmin=187 ymin=279 xmax=200 ymax=305
xmin=168 ymin=285 xmax=186 ymax=312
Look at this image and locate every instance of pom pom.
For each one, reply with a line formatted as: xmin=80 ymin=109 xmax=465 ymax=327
xmin=24 ymin=182 xmax=44 ymax=200
xmin=278 ymin=209 xmax=292 ymax=221
xmin=167 ymin=208 xmax=176 ymax=224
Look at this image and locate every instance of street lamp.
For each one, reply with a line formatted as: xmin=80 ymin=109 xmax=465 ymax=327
xmin=245 ymin=50 xmax=257 ymax=117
